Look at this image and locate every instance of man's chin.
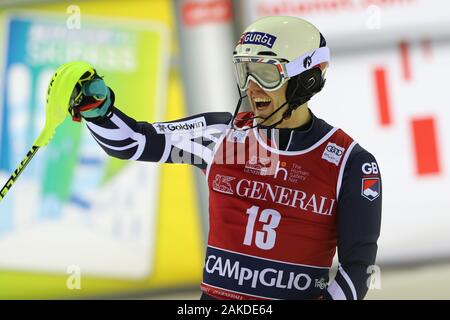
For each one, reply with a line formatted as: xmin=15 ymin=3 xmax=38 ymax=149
xmin=255 ymin=114 xmax=277 ymax=127
xmin=253 ymin=108 xmax=273 ymax=119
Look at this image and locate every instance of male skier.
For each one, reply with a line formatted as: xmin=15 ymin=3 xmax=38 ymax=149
xmin=69 ymin=16 xmax=382 ymax=300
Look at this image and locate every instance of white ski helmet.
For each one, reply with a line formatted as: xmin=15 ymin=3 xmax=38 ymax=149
xmin=233 ymin=16 xmax=330 ymax=110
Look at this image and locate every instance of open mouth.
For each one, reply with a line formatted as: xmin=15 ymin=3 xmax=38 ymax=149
xmin=254 ymin=97 xmax=272 ymax=111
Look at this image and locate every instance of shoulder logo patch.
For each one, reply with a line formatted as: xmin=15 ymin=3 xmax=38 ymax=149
xmin=361 ymin=178 xmax=380 ymax=201
xmin=322 ymin=142 xmax=345 ymax=166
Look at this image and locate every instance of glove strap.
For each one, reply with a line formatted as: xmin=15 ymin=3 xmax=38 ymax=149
xmin=77 ymin=99 xmax=105 ymax=112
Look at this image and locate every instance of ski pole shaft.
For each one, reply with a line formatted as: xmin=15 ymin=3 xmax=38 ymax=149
xmin=0 ymin=145 xmax=40 ymax=202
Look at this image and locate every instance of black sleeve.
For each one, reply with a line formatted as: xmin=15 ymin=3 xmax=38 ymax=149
xmin=85 ymin=105 xmax=232 ymax=170
xmin=327 ymin=144 xmax=382 ymax=300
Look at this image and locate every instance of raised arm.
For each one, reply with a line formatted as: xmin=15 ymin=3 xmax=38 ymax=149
xmin=77 ymin=78 xmax=231 ymax=170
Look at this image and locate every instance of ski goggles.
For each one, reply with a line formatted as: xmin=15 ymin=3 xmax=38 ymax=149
xmin=233 ymin=46 xmax=330 ymax=92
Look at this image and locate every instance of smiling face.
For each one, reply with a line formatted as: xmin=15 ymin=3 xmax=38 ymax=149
xmin=247 ymin=80 xmax=289 ymax=126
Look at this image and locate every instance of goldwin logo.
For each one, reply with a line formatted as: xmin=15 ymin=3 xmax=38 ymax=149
xmin=154 ymin=117 xmax=206 ymax=134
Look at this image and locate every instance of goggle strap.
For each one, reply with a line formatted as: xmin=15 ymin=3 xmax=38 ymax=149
xmin=285 ymin=46 xmax=330 ymax=78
